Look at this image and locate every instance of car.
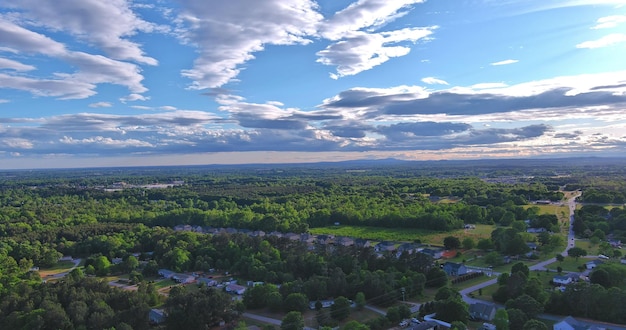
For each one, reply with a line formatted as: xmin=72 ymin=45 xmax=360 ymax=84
xmin=599 ymin=254 xmax=609 ymax=259
xmin=411 ymin=318 xmax=421 ymax=324
xmin=399 ymin=320 xmax=409 ymax=327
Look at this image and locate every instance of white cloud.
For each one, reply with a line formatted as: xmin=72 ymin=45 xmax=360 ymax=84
xmin=177 ymin=0 xmax=322 ymax=89
xmin=1 ymin=138 xmax=33 ymax=149
xmin=3 ymin=0 xmax=161 ymax=65
xmin=317 ymin=27 xmax=434 ymax=78
xmin=0 ymin=57 xmax=35 ymax=71
xmin=120 ymin=93 xmax=150 ymax=103
xmin=592 ymin=15 xmax=626 ymax=29
xmin=421 ymin=77 xmax=449 ymax=85
xmin=89 ymin=102 xmax=113 ymax=108
xmin=60 ymin=136 xmax=154 ymax=148
xmin=0 ymin=99 xmax=9 ymax=104
xmin=160 ymin=106 xmax=177 ymax=111
xmin=490 ymin=59 xmax=518 ymax=66
xmin=471 ymin=82 xmax=508 ymax=89
xmin=316 ymin=0 xmax=434 ymax=78
xmin=319 ymin=0 xmax=425 ymax=40
xmin=0 ymin=18 xmax=148 ymax=99
xmin=576 ymin=33 xmax=626 ymax=48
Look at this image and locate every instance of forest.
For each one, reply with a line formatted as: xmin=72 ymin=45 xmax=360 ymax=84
xmin=1 ymin=157 xmax=626 ymax=330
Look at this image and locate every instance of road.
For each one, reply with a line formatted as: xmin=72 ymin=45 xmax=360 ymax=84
xmin=43 ymin=258 xmax=82 ymax=282
xmin=461 ymin=192 xmax=581 ymax=300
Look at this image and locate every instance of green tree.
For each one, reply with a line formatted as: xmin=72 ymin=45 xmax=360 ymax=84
xmin=505 ymin=294 xmax=543 ymax=319
xmin=523 ymin=319 xmax=548 ymax=330
xmin=462 ymin=238 xmax=475 ymax=250
xmin=506 ymin=308 xmax=528 ymax=330
xmin=444 ymin=236 xmax=462 ymax=250
xmin=511 ymin=262 xmax=529 ymax=277
xmin=284 ymin=293 xmax=308 ymax=313
xmin=165 ymin=287 xmax=234 ymax=330
xmin=435 ymin=298 xmax=469 ymax=323
xmin=281 ymin=311 xmax=304 ymax=330
xmin=568 ymin=247 xmax=587 ymax=261
xmin=494 ymin=309 xmax=509 ymax=330
xmin=478 ymin=239 xmax=495 ymax=251
xmin=331 ymin=296 xmax=352 ymax=321
xmin=342 ymin=320 xmax=369 ymax=330
xmin=355 ymin=292 xmax=366 ymax=311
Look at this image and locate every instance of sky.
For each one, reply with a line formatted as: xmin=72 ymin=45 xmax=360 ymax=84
xmin=1 ymin=0 xmax=626 ymax=169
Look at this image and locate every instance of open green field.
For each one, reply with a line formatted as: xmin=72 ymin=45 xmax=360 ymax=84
xmin=38 ymin=260 xmax=77 ymax=277
xmin=545 ymin=256 xmax=587 ymax=272
xmin=309 ymin=224 xmax=493 ymax=245
xmin=574 ymin=239 xmax=601 ymax=256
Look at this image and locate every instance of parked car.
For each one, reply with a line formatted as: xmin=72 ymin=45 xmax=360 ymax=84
xmin=599 ymin=254 xmax=609 ymax=259
xmin=399 ymin=320 xmax=409 ymax=327
xmin=411 ymin=318 xmax=421 ymax=324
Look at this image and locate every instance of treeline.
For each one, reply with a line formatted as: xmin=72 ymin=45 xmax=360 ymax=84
xmin=0 ymin=176 xmax=561 ymax=237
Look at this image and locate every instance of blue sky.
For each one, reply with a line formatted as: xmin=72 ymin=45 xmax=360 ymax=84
xmin=1 ymin=0 xmax=626 ymax=169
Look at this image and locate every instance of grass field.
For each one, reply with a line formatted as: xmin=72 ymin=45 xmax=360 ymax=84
xmin=574 ymin=239 xmax=601 ymax=256
xmin=309 ymin=224 xmax=493 ymax=245
xmin=545 ymin=256 xmax=587 ymax=272
xmin=38 ymin=260 xmax=77 ymax=277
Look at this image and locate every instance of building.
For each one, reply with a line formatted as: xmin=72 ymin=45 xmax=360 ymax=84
xmin=149 ymin=309 xmax=166 ymax=324
xmin=469 ymin=302 xmax=497 ymax=321
xmin=158 ymin=269 xmax=176 ymax=279
xmin=442 ymin=262 xmax=468 ymax=277
xmin=420 ymin=248 xmax=444 ymax=259
xmin=197 ymin=277 xmax=217 ymax=287
xmin=585 ymin=260 xmax=604 ymax=270
xmin=226 ymin=284 xmax=247 ymax=295
xmin=553 ymin=316 xmax=604 ymax=330
xmin=553 ymin=275 xmax=572 ymax=285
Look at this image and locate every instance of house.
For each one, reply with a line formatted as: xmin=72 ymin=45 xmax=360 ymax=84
xmin=408 ymin=321 xmax=438 ymax=330
xmin=226 ymin=284 xmax=247 ymax=295
xmin=250 ymin=230 xmax=266 ymax=237
xmin=553 ymin=316 xmax=604 ymax=330
xmin=354 ymin=238 xmax=372 ymax=248
xmin=609 ymin=239 xmax=622 ymax=248
xmin=442 ymin=262 xmax=468 ymax=276
xmin=335 ymin=236 xmax=355 ymax=247
xmin=526 ymin=242 xmax=538 ymax=250
xmin=527 ymin=227 xmax=547 ymax=233
xmin=284 ymin=233 xmax=300 ymax=241
xmin=621 ymin=258 xmax=626 ymax=265
xmin=375 ymin=241 xmax=396 ymax=253
xmin=197 ymin=277 xmax=217 ymax=287
xmin=309 ymin=299 xmax=335 ymax=310
xmin=553 ymin=275 xmax=572 ymax=285
xmin=158 ymin=269 xmax=176 ymax=279
xmin=585 ymin=260 xmax=604 ymax=270
xmin=172 ymin=273 xmax=195 ymax=284
xmin=149 ymin=309 xmax=166 ymax=324
xmin=397 ymin=243 xmax=418 ymax=255
xmin=300 ymin=233 xmax=315 ymax=243
xmin=420 ymin=248 xmax=444 ymax=259
xmin=316 ymin=234 xmax=334 ymax=245
xmin=469 ymin=302 xmax=497 ymax=321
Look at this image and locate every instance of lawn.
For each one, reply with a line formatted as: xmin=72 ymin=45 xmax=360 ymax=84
xmin=545 ymin=256 xmax=587 ymax=272
xmin=575 ymin=239 xmax=601 ymax=256
xmin=38 ymin=260 xmax=77 ymax=277
xmin=309 ymin=224 xmax=493 ymax=245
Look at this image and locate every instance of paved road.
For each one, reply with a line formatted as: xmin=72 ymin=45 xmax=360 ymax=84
xmin=242 ymin=312 xmax=282 ymax=325
xmin=43 ymin=258 xmax=82 ymax=281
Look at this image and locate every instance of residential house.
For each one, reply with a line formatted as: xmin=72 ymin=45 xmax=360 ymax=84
xmin=469 ymin=302 xmax=497 ymax=321
xmin=226 ymin=284 xmax=247 ymax=295
xmin=250 ymin=230 xmax=266 ymax=237
xmin=158 ymin=269 xmax=176 ymax=279
xmin=621 ymin=258 xmax=626 ymax=265
xmin=397 ymin=243 xmax=418 ymax=255
xmin=197 ymin=277 xmax=217 ymax=287
xmin=609 ymin=239 xmax=622 ymax=248
xmin=420 ymin=248 xmax=444 ymax=259
xmin=553 ymin=316 xmax=604 ymax=330
xmin=375 ymin=241 xmax=396 ymax=253
xmin=408 ymin=321 xmax=438 ymax=330
xmin=354 ymin=238 xmax=372 ymax=248
xmin=526 ymin=242 xmax=538 ymax=250
xmin=149 ymin=309 xmax=166 ymax=325
xmin=309 ymin=300 xmax=335 ymax=310
xmin=585 ymin=260 xmax=604 ymax=270
xmin=335 ymin=236 xmax=355 ymax=247
xmin=299 ymin=233 xmax=315 ymax=244
xmin=442 ymin=262 xmax=468 ymax=277
xmin=284 ymin=233 xmax=300 ymax=241
xmin=316 ymin=234 xmax=334 ymax=245
xmin=172 ymin=273 xmax=195 ymax=284
xmin=553 ymin=275 xmax=572 ymax=286
xmin=527 ymin=227 xmax=547 ymax=233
